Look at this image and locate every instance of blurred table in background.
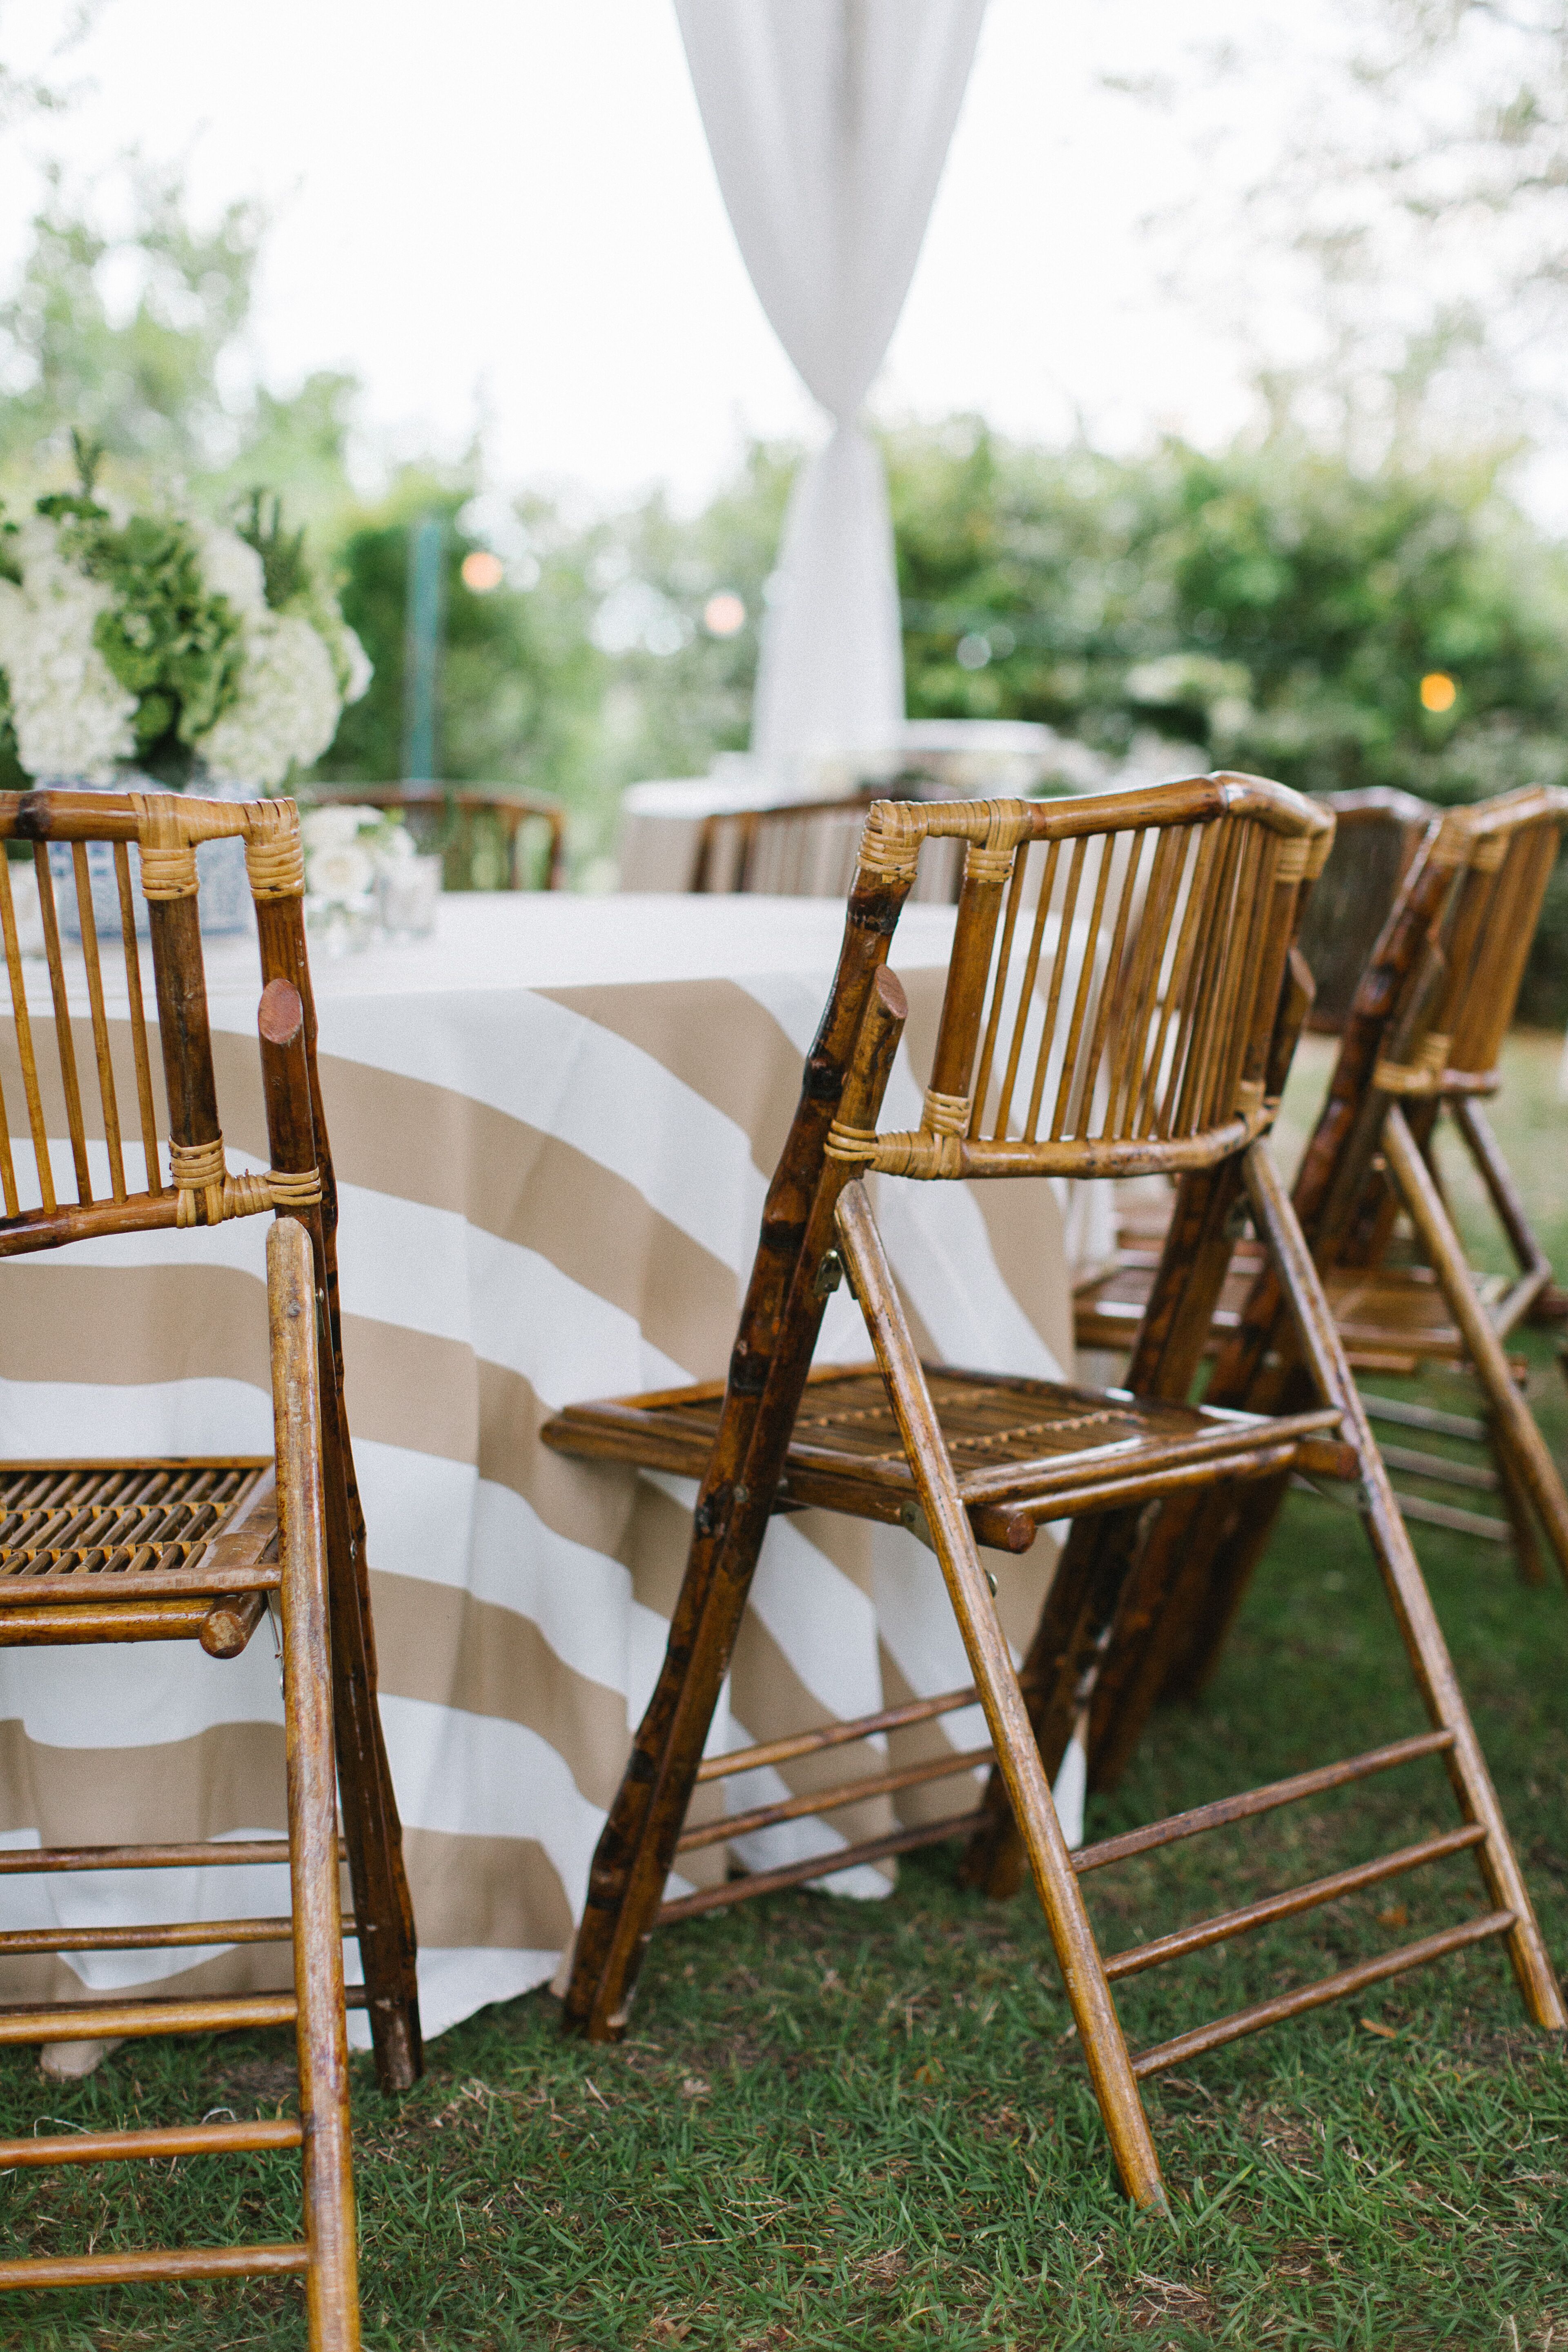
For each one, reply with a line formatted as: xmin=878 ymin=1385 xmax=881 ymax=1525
xmin=616 ymin=721 xmax=1105 ymax=893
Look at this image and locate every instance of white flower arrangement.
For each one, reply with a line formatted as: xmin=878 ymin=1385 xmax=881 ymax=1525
xmin=0 ymin=466 xmax=372 ymax=794
xmin=202 ymin=610 xmax=345 ymax=789
xmin=300 ymin=804 xmax=416 ymax=911
xmin=0 ymin=514 xmax=137 ymax=781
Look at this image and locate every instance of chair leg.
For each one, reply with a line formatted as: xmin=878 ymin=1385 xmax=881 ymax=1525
xmin=270 ymin=1221 xmax=359 ymax=2352
xmin=564 ymin=960 xmax=914 ymax=2043
xmin=961 ymin=1507 xmax=1143 ymax=1894
xmin=1240 ymin=1142 xmax=1566 ymax=2032
xmin=1383 ymin=1106 xmax=1568 ymax=1590
xmin=1451 ymin=1097 xmax=1559 ymax=1323
xmin=563 ymin=1472 xmax=778 ymax=2040
xmin=835 ymin=1180 xmax=1168 ymax=2213
xmin=1486 ymin=1411 xmax=1548 ymax=1586
xmin=256 ymin=965 xmax=423 ymax=2094
xmin=320 ymin=1465 xmax=423 ymax=2095
xmin=314 ymin=1303 xmax=422 ymax=2094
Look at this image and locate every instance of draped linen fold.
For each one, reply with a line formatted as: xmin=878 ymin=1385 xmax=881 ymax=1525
xmin=676 ymin=0 xmax=988 ymax=772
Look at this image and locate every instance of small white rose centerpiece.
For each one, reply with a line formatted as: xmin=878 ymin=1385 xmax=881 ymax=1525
xmin=301 ymin=804 xmax=422 ymax=950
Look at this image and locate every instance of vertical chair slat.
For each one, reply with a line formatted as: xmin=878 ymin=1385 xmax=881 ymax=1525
xmin=1024 ymin=837 xmax=1083 ymax=1140
xmin=0 ymin=855 xmax=55 ymax=1213
xmin=924 ymin=846 xmax=1021 ymax=1112
xmin=1073 ymin=828 xmax=1149 ymax=1143
xmin=1167 ymin=818 xmax=1246 ymax=1140
xmin=968 ymin=843 xmax=1030 ymax=1134
xmin=1100 ymin=830 xmax=1169 ymax=1140
xmin=36 ymin=846 xmax=91 ymax=1205
xmin=1163 ymin=819 xmax=1243 ymax=1139
xmin=71 ymin=843 xmax=126 ymax=1204
xmin=1161 ymin=821 xmax=1234 ymax=1142
xmin=0 ymin=866 xmax=22 ymax=1218
xmin=1141 ymin=823 xmax=1218 ymax=1140
xmin=1107 ymin=825 xmax=1185 ymax=1137
xmin=147 ymin=891 xmax=221 ymax=1177
xmin=1188 ymin=820 xmax=1255 ymax=1135
xmin=1048 ymin=835 xmax=1115 ymax=1140
xmin=1204 ymin=824 xmax=1271 ymax=1131
xmin=1131 ymin=825 xmax=1200 ymax=1139
xmin=115 ymin=844 xmax=164 ymax=1196
xmin=991 ymin=838 xmax=1059 ymax=1140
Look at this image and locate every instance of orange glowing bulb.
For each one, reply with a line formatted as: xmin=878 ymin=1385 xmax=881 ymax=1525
xmin=461 ymin=551 xmax=505 ymax=593
xmin=1419 ymin=672 xmax=1457 ymax=713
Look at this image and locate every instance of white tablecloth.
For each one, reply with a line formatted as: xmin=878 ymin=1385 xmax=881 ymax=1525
xmin=0 ymin=893 xmax=1083 ymax=2039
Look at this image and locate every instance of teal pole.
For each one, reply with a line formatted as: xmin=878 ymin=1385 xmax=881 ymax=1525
xmin=403 ymin=516 xmax=445 ymax=781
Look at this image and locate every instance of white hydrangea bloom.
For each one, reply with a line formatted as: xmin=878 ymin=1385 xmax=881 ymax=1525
xmin=0 ymin=514 xmax=137 ymax=782
xmin=301 ymin=805 xmax=382 ymax=851
xmin=194 ymin=521 xmax=268 ymax=616
xmin=306 ymin=842 xmax=375 ymax=904
xmin=200 ymin=611 xmax=342 ymax=788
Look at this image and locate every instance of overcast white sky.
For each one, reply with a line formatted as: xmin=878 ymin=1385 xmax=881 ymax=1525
xmin=0 ymin=1 xmax=1305 ymax=503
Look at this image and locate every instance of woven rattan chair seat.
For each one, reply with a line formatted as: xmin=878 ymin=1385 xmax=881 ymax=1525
xmin=1077 ymin=1246 xmax=1497 ymax=1370
xmin=0 ymin=1459 xmax=276 ymax=1590
xmin=546 ymin=1364 xmax=1341 ymax=1542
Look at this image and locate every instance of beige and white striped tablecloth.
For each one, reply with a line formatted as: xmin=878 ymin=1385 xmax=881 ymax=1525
xmin=0 ymin=893 xmax=1083 ymax=2042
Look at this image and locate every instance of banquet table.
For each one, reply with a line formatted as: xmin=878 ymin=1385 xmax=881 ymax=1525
xmin=0 ymin=891 xmax=1089 ymax=2043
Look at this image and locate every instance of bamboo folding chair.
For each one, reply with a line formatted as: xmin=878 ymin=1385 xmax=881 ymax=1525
xmin=543 ymin=779 xmax=1562 ymax=2209
xmin=1078 ymin=784 xmax=1568 ymax=1573
xmin=1294 ymin=787 xmax=1433 ymax=1035
xmin=0 ymin=790 xmax=421 ymax=2345
xmin=312 ymin=783 xmax=568 ymax=889
xmin=692 ymin=790 xmax=966 ymax=901
xmin=1075 ymin=785 xmax=1568 ymax=1805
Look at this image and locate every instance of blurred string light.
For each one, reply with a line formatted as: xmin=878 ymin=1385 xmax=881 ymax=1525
xmin=703 ymin=591 xmax=746 ymax=637
xmin=1419 ymin=671 xmax=1457 ymax=712
xmin=461 ymin=550 xmax=505 ymax=593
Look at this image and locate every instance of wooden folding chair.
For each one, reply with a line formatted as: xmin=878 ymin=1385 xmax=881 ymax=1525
xmin=1294 ymin=787 xmax=1432 ymax=1034
xmin=1305 ymin=783 xmax=1568 ymax=1579
xmin=0 ymin=789 xmax=421 ymax=2345
xmin=691 ymin=789 xmax=967 ymax=902
xmin=1076 ymin=786 xmax=1568 ymax=1800
xmin=543 ymin=779 xmax=1562 ymax=2209
xmin=311 ymin=782 xmax=568 ymax=889
xmin=1078 ymin=783 xmax=1568 ymax=1566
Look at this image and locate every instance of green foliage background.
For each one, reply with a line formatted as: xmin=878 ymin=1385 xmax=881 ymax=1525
xmin=1 ymin=167 xmax=1566 ymax=1007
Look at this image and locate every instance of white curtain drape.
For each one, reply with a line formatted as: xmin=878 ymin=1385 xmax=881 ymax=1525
xmin=675 ymin=0 xmax=989 ymax=777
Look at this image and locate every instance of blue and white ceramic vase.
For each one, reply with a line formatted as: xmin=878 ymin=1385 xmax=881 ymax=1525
xmin=46 ymin=772 xmax=257 ymax=943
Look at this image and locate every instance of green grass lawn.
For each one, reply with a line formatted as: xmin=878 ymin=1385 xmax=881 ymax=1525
xmin=0 ymin=1040 xmax=1564 ymax=2349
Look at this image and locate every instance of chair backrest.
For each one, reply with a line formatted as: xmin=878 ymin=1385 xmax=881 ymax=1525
xmin=0 ymin=788 xmax=324 ymax=1256
xmin=692 ymin=792 xmax=965 ymax=904
xmin=1429 ymin=785 xmax=1568 ymax=1093
xmin=1295 ymin=788 xmax=1433 ymax=1034
xmin=826 ymin=776 xmax=1334 ymax=1186
xmin=1286 ymin=783 xmax=1567 ymax=1270
xmin=311 ymin=784 xmax=566 ymax=890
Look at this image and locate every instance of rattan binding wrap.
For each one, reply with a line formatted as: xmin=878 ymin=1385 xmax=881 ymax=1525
xmin=169 ymin=1136 xmax=323 ymax=1228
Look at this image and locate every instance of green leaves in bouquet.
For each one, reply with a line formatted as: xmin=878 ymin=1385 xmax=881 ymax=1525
xmin=49 ymin=500 xmax=245 ymax=777
xmin=235 ymin=487 xmax=309 ymax=612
